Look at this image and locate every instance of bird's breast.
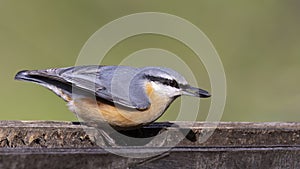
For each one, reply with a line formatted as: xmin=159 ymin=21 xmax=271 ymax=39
xmin=68 ymin=83 xmax=172 ymax=128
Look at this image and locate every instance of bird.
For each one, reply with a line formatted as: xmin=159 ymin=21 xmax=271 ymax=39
xmin=15 ymin=65 xmax=211 ymax=129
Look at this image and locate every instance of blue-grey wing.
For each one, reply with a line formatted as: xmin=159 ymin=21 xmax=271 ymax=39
xmin=57 ymin=65 xmax=151 ymax=110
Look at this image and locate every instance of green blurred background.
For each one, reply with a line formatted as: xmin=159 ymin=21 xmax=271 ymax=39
xmin=0 ymin=0 xmax=299 ymax=122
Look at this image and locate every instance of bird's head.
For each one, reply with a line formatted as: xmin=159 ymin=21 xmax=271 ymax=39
xmin=139 ymin=67 xmax=211 ymax=99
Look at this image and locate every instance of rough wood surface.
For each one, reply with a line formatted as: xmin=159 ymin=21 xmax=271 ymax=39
xmin=0 ymin=121 xmax=299 ymax=169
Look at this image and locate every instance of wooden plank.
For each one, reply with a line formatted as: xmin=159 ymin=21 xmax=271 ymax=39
xmin=0 ymin=121 xmax=299 ymax=147
xmin=0 ymin=147 xmax=299 ymax=169
xmin=0 ymin=121 xmax=299 ymax=168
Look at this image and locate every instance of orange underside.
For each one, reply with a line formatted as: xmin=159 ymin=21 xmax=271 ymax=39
xmin=70 ymin=82 xmax=169 ymax=128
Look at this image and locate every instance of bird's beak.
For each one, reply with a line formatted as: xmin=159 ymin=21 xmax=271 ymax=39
xmin=181 ymin=85 xmax=211 ymax=98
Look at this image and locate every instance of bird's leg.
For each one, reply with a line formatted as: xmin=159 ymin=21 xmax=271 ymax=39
xmin=81 ymin=122 xmax=118 ymax=147
xmin=96 ymin=128 xmax=117 ymax=147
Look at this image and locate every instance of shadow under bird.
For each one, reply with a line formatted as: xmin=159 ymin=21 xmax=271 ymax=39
xmin=15 ymin=65 xmax=211 ymax=129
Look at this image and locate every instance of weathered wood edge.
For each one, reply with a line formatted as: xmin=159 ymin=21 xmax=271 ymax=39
xmin=1 ymin=120 xmax=300 ymax=129
xmin=0 ymin=121 xmax=299 ymax=148
xmin=0 ymin=147 xmax=299 ymax=169
xmin=0 ymin=121 xmax=299 ymax=169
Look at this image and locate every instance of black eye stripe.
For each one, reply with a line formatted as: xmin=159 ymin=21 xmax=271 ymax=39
xmin=145 ymin=75 xmax=179 ymax=89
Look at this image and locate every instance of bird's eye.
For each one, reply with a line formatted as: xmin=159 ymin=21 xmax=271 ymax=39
xmin=144 ymin=75 xmax=179 ymax=88
xmin=169 ymin=80 xmax=179 ymax=88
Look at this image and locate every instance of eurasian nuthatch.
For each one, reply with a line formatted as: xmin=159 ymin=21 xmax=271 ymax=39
xmin=15 ymin=65 xmax=210 ymax=129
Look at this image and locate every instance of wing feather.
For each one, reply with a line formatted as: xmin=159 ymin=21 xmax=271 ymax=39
xmin=57 ymin=65 xmax=150 ymax=110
